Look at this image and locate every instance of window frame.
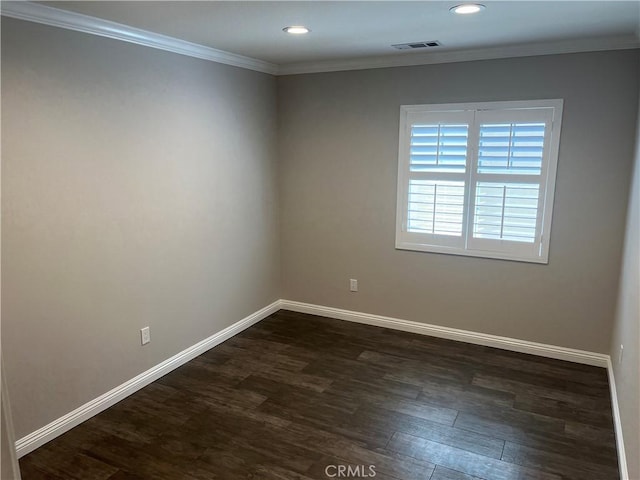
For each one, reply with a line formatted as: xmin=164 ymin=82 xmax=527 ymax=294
xmin=395 ymin=99 xmax=563 ymax=264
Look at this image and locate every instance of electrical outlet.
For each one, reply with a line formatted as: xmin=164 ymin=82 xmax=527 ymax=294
xmin=350 ymin=279 xmax=358 ymax=292
xmin=141 ymin=326 xmax=151 ymax=345
xmin=619 ymin=344 xmax=624 ymax=365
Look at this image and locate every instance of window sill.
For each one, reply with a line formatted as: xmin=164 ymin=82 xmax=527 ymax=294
xmin=395 ymin=241 xmax=549 ymax=264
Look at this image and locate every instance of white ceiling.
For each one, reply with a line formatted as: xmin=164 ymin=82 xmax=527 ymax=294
xmin=32 ymin=1 xmax=640 ymax=73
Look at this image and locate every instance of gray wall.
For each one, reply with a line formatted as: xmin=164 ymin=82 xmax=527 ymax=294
xmin=278 ymin=50 xmax=639 ymax=354
xmin=2 ymin=361 xmax=21 ymax=480
xmin=610 ymin=89 xmax=640 ymax=479
xmin=2 ymin=13 xmax=639 ymax=459
xmin=1 ymin=18 xmax=281 ymax=439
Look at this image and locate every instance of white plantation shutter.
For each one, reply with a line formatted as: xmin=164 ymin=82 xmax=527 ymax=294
xmin=409 ymin=124 xmax=468 ymax=173
xmin=397 ymin=110 xmax=474 ymax=250
xmin=476 ymin=123 xmax=546 ymax=175
xmin=396 ymin=100 xmax=563 ymax=263
xmin=472 ymin=182 xmax=540 ymax=243
xmin=407 ymin=180 xmax=465 ymax=236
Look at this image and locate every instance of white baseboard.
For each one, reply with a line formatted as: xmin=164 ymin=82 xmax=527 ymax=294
xmin=281 ymin=301 xmax=629 ymax=477
xmin=15 ymin=300 xmax=281 ymax=458
xmin=278 ymin=300 xmax=609 ymax=367
xmin=280 ymin=300 xmax=631 ymax=477
xmin=606 ymin=359 xmax=629 ymax=480
xmin=17 ymin=297 xmax=622 ymax=477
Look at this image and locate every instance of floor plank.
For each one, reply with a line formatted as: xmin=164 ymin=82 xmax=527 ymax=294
xmin=502 ymin=441 xmax=620 ymax=480
xmin=387 ymin=431 xmax=561 ymax=480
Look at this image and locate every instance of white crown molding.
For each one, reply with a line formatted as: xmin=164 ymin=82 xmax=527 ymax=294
xmin=14 ymin=300 xmax=282 ymax=457
xmin=279 ymin=300 xmax=609 ymax=367
xmin=2 ymin=2 xmax=638 ymax=77
xmin=0 ymin=1 xmax=278 ymax=75
xmin=606 ymin=359 xmax=630 ymax=480
xmin=277 ymin=35 xmax=640 ymax=76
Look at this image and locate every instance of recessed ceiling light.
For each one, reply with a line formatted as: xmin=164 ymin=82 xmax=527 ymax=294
xmin=283 ymin=26 xmax=310 ymax=35
xmin=450 ymin=3 xmax=485 ymax=14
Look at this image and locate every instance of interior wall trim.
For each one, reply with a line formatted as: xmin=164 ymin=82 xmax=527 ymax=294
xmin=606 ymin=359 xmax=630 ymax=480
xmin=1 ymin=2 xmax=638 ymax=77
xmin=277 ymin=36 xmax=640 ymax=75
xmin=14 ymin=300 xmax=281 ymax=458
xmin=280 ymin=300 xmax=628 ymax=477
xmin=16 ymin=299 xmax=624 ymax=476
xmin=0 ymin=1 xmax=278 ymax=75
xmin=279 ymin=300 xmax=609 ymax=367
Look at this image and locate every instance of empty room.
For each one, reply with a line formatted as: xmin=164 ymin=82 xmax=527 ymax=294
xmin=1 ymin=1 xmax=639 ymax=479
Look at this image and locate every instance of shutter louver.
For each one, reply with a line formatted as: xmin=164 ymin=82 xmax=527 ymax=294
xmin=473 ymin=182 xmax=539 ymax=243
xmin=410 ymin=124 xmax=469 ymax=173
xmin=404 ymin=120 xmax=470 ymax=242
xmin=478 ymin=123 xmax=545 ymax=175
xmin=408 ymin=180 xmax=465 ymax=236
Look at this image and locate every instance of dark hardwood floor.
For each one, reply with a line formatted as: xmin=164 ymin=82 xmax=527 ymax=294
xmin=19 ymin=310 xmax=619 ymax=480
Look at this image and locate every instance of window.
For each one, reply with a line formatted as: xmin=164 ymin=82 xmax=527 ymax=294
xmin=395 ymin=100 xmax=563 ymax=263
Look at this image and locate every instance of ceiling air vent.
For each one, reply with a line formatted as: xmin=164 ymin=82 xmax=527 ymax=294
xmin=392 ymin=41 xmax=441 ymax=50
